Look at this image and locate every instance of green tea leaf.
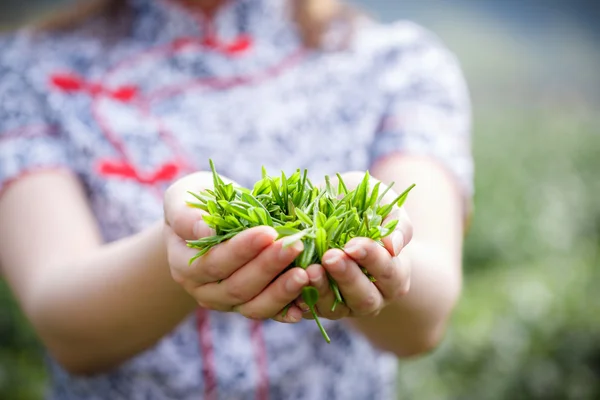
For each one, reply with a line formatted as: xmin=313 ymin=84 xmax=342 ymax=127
xmin=241 ymin=192 xmax=262 ymax=208
xmin=322 ymin=197 xmax=335 ymax=216
xmin=282 ymin=229 xmax=309 ymax=248
xmin=367 ymin=181 xmax=381 ymax=209
xmin=316 ymin=212 xmax=327 ymax=229
xmin=302 ymin=286 xmax=319 ymax=307
xmin=187 ymin=190 xmax=208 ymax=205
xmin=329 ymin=279 xmax=344 ymax=309
xmin=377 ymin=181 xmax=395 ymax=205
xmin=316 ymin=227 xmax=327 ymax=259
xmin=324 ymin=175 xmax=336 ymax=198
xmin=275 ymin=226 xmax=301 ymax=237
xmin=202 ymin=214 xmax=236 ymax=230
xmin=361 ymin=267 xmax=377 ymax=282
xmin=331 ymin=216 xmax=349 ymax=244
xmin=368 ymin=226 xmax=381 ymax=240
xmin=298 ymin=238 xmax=316 ymax=269
xmin=225 ymin=215 xmax=242 ymax=227
xmin=218 ymin=200 xmax=257 ymax=223
xmin=207 ymin=200 xmax=219 ymax=216
xmin=323 ymin=215 xmax=339 ymax=232
xmin=270 ymin=178 xmax=285 ymax=209
xmin=336 ymin=172 xmax=348 ymax=195
xmin=302 ymin=287 xmax=330 ymax=343
xmin=187 ymin=161 xmax=414 ymax=344
xmin=354 ymin=170 xmax=370 ymax=211
xmin=252 ymin=178 xmax=271 ymax=196
xmin=281 ymin=171 xmax=289 ymax=212
xmin=241 ymin=193 xmax=272 ymax=225
xmin=295 ymin=208 xmax=313 ymax=226
xmin=254 ymin=206 xmax=272 ymax=226
xmin=209 ymin=159 xmax=225 ymax=191
xmin=186 ymin=201 xmax=208 ymax=212
xmin=395 ymin=183 xmax=416 ymax=208
xmin=218 ymin=183 xmax=234 ymax=201
xmin=383 ymin=219 xmax=399 ymax=232
xmin=288 ymin=198 xmax=296 ymax=218
xmin=377 ymin=203 xmax=395 ymax=219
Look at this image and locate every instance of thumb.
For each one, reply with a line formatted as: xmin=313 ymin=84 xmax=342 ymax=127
xmin=163 ymin=172 xmax=215 ymax=241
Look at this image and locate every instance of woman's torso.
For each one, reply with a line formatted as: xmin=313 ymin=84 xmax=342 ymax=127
xmin=0 ymin=0 xmax=462 ymax=398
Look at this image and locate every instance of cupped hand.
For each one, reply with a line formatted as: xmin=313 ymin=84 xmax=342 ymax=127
xmin=297 ymin=172 xmax=414 ymax=320
xmin=163 ymin=172 xmax=308 ymax=323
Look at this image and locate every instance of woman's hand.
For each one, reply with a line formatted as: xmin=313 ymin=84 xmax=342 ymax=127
xmin=163 ymin=172 xmax=309 ymax=323
xmin=297 ymin=172 xmax=413 ymax=320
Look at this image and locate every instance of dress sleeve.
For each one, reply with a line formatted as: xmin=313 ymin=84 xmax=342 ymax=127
xmin=369 ymin=22 xmax=474 ymax=213
xmin=0 ymin=64 xmax=74 ymax=195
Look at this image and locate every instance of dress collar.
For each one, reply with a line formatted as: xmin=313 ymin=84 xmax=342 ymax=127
xmin=127 ymin=0 xmax=296 ymax=53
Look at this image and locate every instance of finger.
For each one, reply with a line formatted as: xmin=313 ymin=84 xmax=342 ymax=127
xmin=272 ymin=305 xmax=305 ymax=324
xmin=382 ymin=207 xmax=414 ymax=257
xmin=171 ymin=226 xmax=278 ymax=285
xmin=198 ymin=239 xmax=304 ymax=305
xmin=164 ymin=224 xmax=209 ymax=291
xmin=322 ymin=248 xmax=383 ymax=316
xmin=164 ymin=172 xmax=216 ymax=240
xmin=298 ymin=264 xmax=349 ymax=320
xmin=234 ymin=268 xmax=309 ymax=320
xmin=344 ymin=237 xmax=410 ymax=301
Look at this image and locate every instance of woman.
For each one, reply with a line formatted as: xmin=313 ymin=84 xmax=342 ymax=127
xmin=0 ymin=0 xmax=473 ymax=398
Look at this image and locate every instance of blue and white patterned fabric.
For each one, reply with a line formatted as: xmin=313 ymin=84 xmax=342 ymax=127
xmin=0 ymin=0 xmax=473 ymax=398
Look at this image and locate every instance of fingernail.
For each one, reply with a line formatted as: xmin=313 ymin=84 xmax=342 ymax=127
xmin=311 ymin=272 xmax=324 ymax=288
xmin=194 ymin=220 xmax=212 ymax=238
xmin=286 ymin=272 xmax=305 ymax=292
xmin=281 ymin=240 xmax=304 ymax=260
xmin=287 ymin=308 xmax=302 ymax=323
xmin=345 ymin=245 xmax=367 ymax=260
xmin=323 ymin=254 xmax=341 ymax=266
xmin=297 ymin=302 xmax=310 ymax=312
xmin=290 ymin=240 xmax=304 ymax=252
xmin=392 ymin=231 xmax=404 ymax=255
xmin=252 ymin=231 xmax=276 ymax=248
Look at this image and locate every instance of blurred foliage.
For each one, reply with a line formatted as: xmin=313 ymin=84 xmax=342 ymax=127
xmin=1 ymin=1 xmax=600 ymax=400
xmin=0 ymin=281 xmax=47 ymax=399
xmin=397 ymin=105 xmax=600 ymax=399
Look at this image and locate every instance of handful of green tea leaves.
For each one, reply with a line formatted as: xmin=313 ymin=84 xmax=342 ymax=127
xmin=186 ymin=160 xmax=415 ymax=343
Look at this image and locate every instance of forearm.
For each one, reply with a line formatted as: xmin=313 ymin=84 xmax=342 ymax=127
xmin=24 ymin=222 xmax=197 ymax=374
xmin=348 ymin=240 xmax=462 ymax=357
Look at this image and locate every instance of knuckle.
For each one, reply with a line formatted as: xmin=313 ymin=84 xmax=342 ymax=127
xmin=226 ymin=280 xmax=248 ymax=304
xmin=163 ymin=184 xmax=176 ymax=214
xmin=302 ymin=311 xmax=314 ymax=320
xmin=239 ymin=308 xmax=263 ymax=320
xmin=401 ymin=213 xmax=414 ymax=244
xmin=380 ymin=262 xmax=396 ymax=281
xmin=397 ymin=257 xmax=411 ymax=282
xmin=357 ymin=293 xmax=380 ymax=314
xmin=368 ymin=308 xmax=382 ymax=318
xmin=232 ymin=237 xmax=255 ymax=259
xmin=394 ymin=280 xmax=411 ymax=299
xmin=166 ymin=250 xmax=180 ymax=270
xmin=196 ymin=299 xmax=210 ymax=309
xmin=169 ymin=268 xmax=186 ymax=286
xmin=325 ymin=307 xmax=347 ymax=321
xmin=202 ymin=261 xmax=225 ymax=282
xmin=393 ymin=287 xmax=408 ymax=299
xmin=171 ymin=210 xmax=190 ymax=237
xmin=262 ymin=251 xmax=290 ymax=276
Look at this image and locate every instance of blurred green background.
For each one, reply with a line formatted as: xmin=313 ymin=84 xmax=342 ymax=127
xmin=1 ymin=1 xmax=599 ymax=399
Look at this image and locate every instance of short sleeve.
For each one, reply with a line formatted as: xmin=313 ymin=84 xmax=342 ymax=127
xmin=0 ymin=62 xmax=74 ymax=194
xmin=370 ymin=22 xmax=474 ymax=209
